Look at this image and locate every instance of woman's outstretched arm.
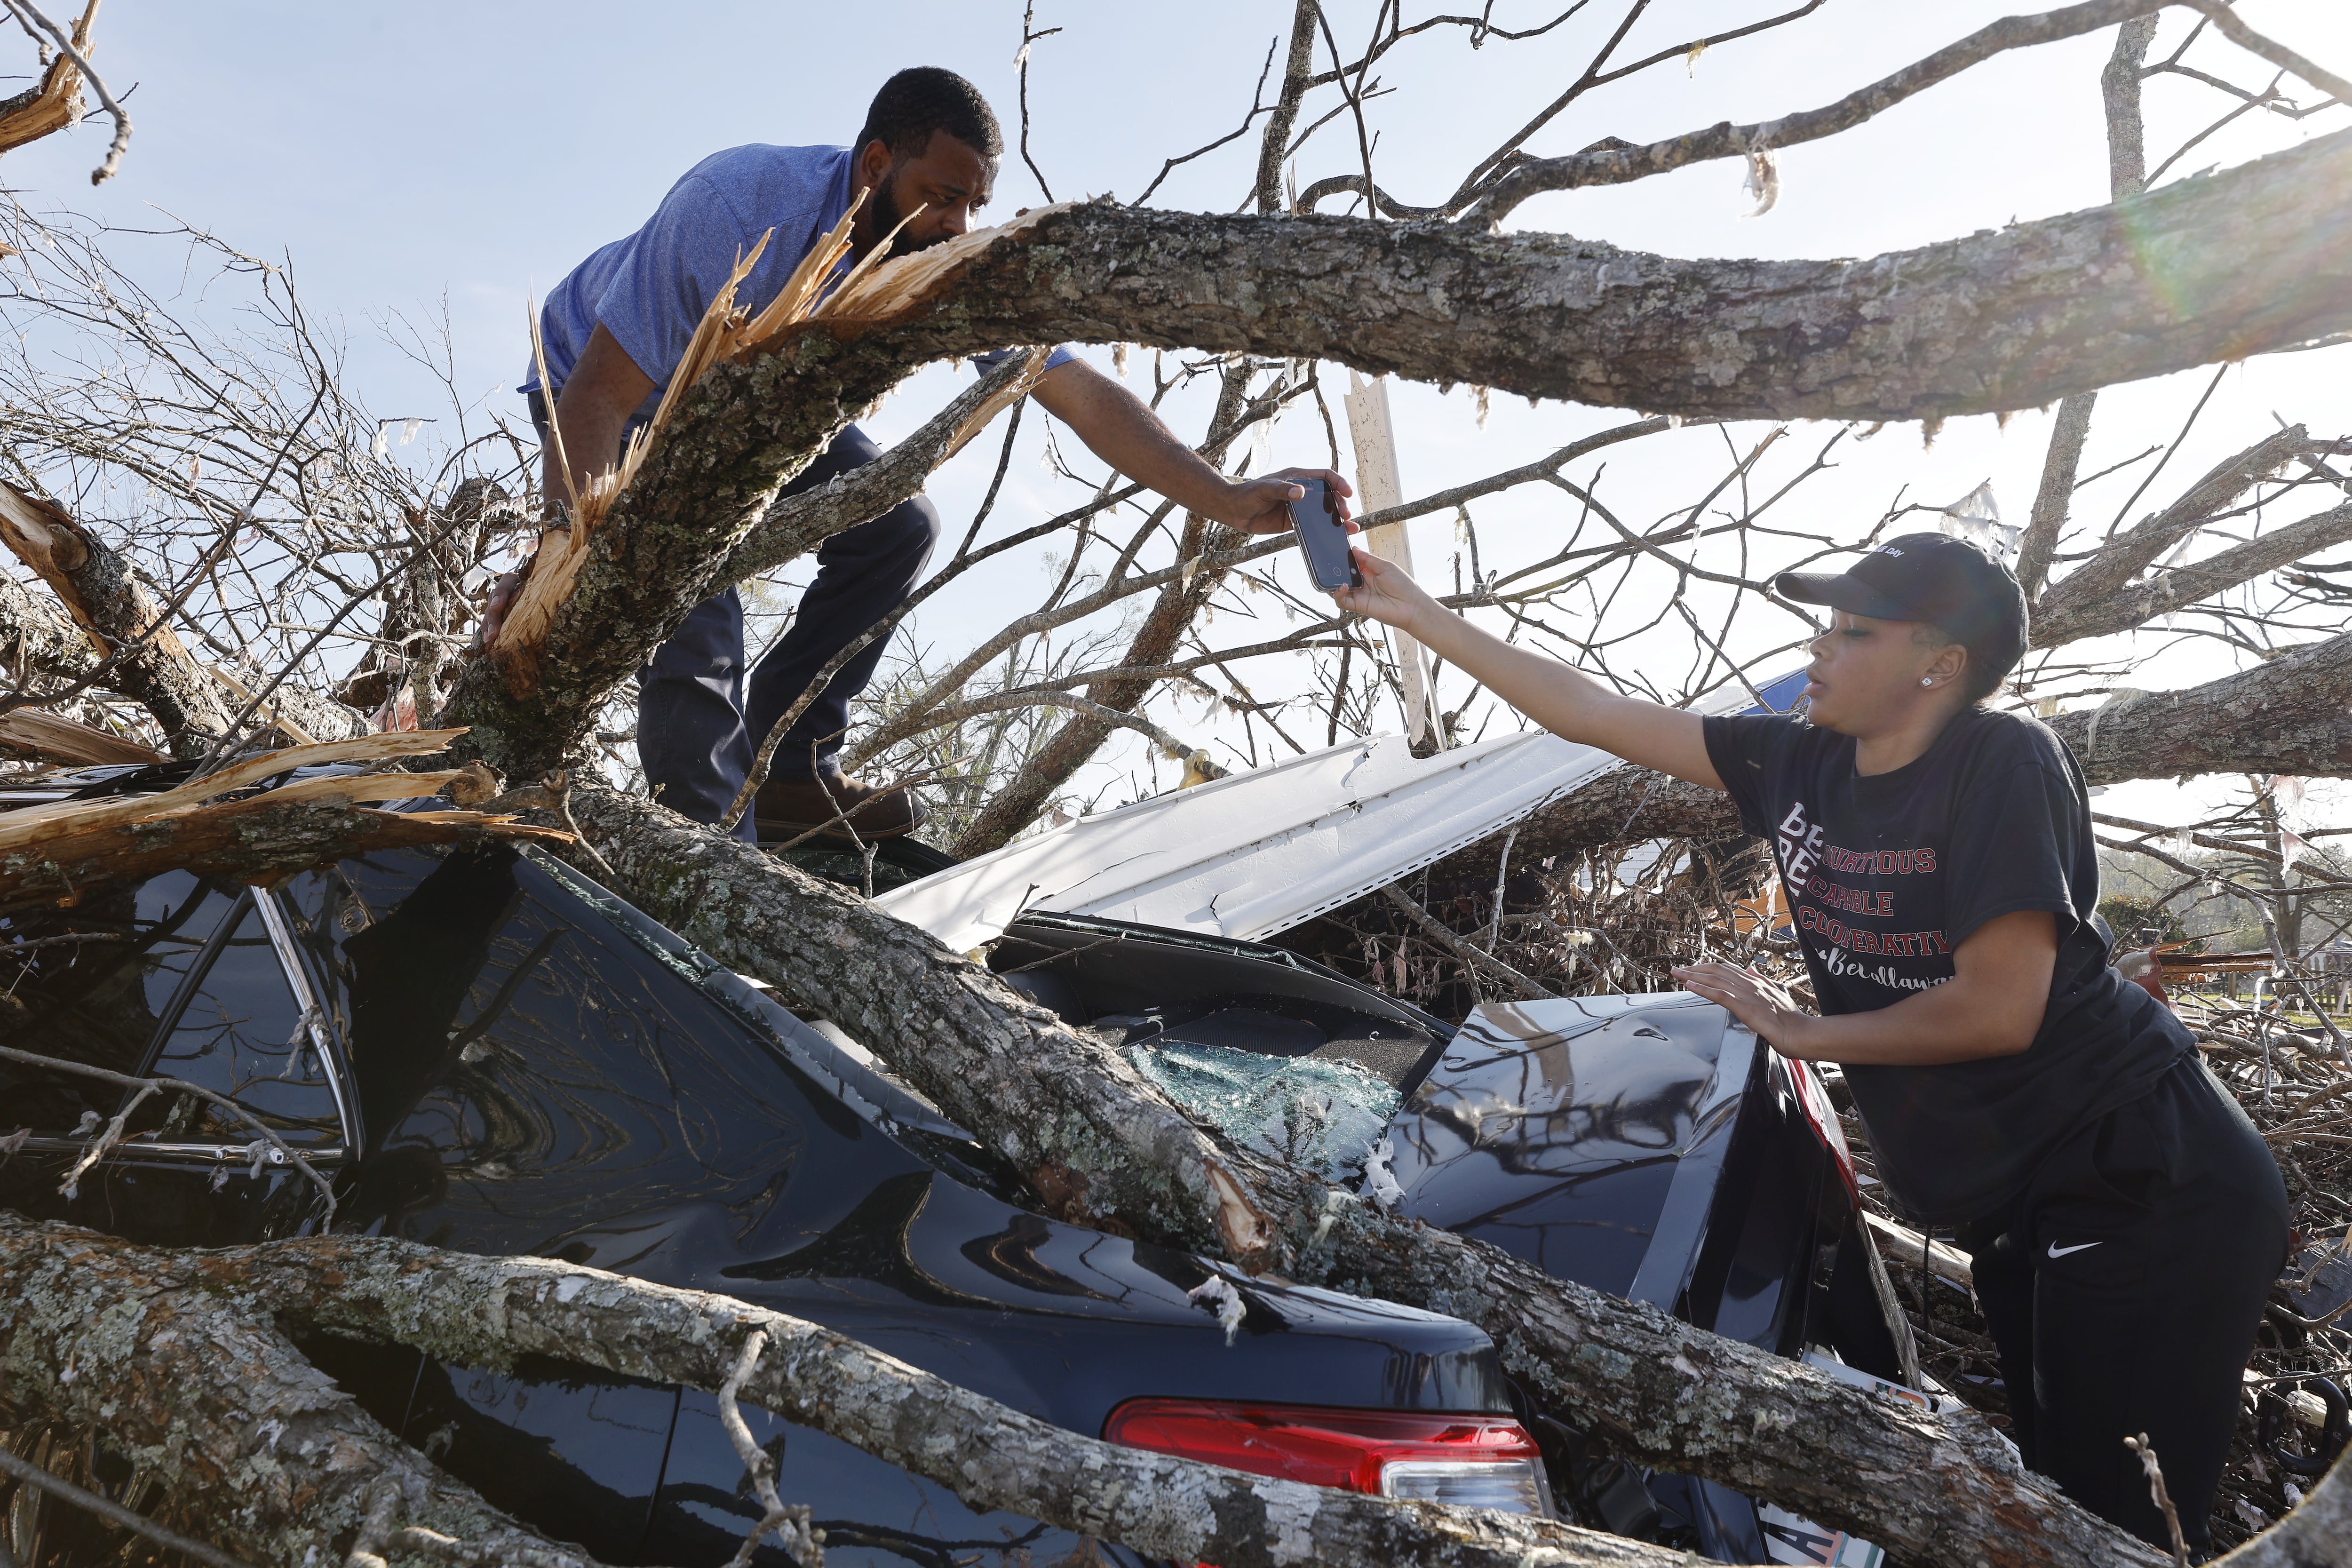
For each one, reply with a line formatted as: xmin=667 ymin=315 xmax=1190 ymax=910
xmin=1333 ymin=546 xmax=1723 ymax=789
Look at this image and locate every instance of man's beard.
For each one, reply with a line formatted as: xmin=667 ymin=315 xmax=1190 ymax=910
xmin=868 ymin=167 xmax=953 ymax=256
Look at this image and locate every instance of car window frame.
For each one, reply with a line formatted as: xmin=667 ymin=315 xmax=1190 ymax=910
xmin=24 ymin=883 xmax=361 ymax=1171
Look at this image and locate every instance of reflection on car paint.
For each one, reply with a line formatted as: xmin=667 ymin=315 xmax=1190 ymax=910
xmin=1383 ymin=995 xmax=1755 ymax=1305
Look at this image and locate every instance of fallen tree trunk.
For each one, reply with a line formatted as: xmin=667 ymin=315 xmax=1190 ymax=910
xmin=0 ymin=1216 xmax=601 ymax=1568
xmin=127 ymin=1218 xmax=1682 ymax=1568
xmin=445 ymin=124 xmax=2352 ymax=786
xmin=1429 ymin=629 xmax=2352 ymax=881
xmin=567 ymin=783 xmax=2165 ymax=1568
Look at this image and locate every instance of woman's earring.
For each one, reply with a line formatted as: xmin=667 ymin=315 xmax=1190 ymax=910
xmin=1920 ymin=677 xmax=1934 ymax=687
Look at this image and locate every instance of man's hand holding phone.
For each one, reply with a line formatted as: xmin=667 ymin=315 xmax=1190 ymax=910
xmin=1215 ymin=466 xmax=1355 ymax=535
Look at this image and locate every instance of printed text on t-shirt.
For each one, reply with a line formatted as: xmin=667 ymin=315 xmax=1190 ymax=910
xmin=1773 ymin=801 xmax=1951 ymax=994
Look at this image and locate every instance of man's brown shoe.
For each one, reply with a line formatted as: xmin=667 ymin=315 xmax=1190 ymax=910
xmin=754 ymin=772 xmax=928 ymax=843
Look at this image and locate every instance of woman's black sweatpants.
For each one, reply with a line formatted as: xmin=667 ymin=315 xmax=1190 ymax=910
xmin=1957 ymin=1052 xmax=2288 ymax=1552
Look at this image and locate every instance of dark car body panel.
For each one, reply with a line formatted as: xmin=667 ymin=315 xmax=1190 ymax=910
xmin=1 ymin=824 xmax=1517 ymax=1568
xmin=5 ymin=755 xmax=1911 ymax=1568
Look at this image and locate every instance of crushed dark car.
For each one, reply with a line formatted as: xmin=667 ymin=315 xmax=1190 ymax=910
xmin=0 ymin=772 xmax=1548 ymax=1568
xmin=0 ymin=737 xmax=1942 ymax=1568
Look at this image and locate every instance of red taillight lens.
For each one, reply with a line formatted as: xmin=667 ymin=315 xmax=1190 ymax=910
xmin=1784 ymin=1055 xmax=1860 ymax=1206
xmin=1102 ymin=1400 xmax=1551 ymax=1514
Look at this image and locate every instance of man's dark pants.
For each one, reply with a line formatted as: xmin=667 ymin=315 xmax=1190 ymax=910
xmin=1958 ymin=1053 xmax=2288 ymax=1553
xmin=531 ymin=396 xmax=938 ymax=843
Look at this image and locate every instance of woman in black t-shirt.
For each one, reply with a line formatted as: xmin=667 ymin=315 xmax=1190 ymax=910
xmin=1331 ymin=530 xmax=2286 ymax=1554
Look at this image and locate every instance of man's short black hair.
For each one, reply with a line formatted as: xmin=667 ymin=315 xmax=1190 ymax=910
xmin=855 ymin=68 xmax=1002 ymax=162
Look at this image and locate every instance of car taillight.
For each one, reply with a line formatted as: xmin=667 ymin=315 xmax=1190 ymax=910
xmin=1784 ymin=1055 xmax=1860 ymax=1206
xmin=1102 ymin=1399 xmax=1553 ymax=1515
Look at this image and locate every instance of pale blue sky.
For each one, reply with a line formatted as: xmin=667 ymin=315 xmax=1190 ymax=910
xmin=4 ymin=1 xmax=2346 ymax=819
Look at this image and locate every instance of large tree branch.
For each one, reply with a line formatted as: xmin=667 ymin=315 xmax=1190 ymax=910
xmin=0 ymin=1215 xmax=598 ymax=1568
xmin=0 ymin=476 xmax=231 ymax=753
xmin=1432 ymin=628 xmax=2352 ymax=881
xmin=2035 ymin=425 xmax=2321 ymax=621
xmin=565 ymin=783 xmax=2161 ymax=1568
xmin=445 ymin=126 xmax=2352 ymax=780
xmin=872 ymin=129 xmax=2352 ymax=424
xmin=2049 ymin=628 xmax=2352 ymax=780
xmin=180 ymin=1223 xmax=1685 ymax=1568
xmin=2033 ymin=499 xmax=2352 ymax=646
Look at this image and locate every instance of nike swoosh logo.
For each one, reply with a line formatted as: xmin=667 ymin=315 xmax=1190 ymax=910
xmin=2048 ymin=1241 xmax=2103 ymax=1258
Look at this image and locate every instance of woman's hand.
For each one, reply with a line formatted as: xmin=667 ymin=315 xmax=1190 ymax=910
xmin=1669 ymin=960 xmax=1818 ymax=1058
xmin=1331 ymin=547 xmax=1442 ymax=636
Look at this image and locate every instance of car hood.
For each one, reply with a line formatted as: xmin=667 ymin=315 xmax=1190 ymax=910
xmin=875 ymin=671 xmax=1805 ymax=954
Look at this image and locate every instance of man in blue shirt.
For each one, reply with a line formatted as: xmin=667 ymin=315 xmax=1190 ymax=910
xmin=499 ymin=68 xmax=1344 ymax=844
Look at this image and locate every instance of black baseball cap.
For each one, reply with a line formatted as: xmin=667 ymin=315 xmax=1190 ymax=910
xmin=1774 ymin=533 xmax=2029 ymax=683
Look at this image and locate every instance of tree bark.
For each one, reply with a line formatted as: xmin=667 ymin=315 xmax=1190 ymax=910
xmin=129 ymin=1220 xmax=1687 ymax=1568
xmin=898 ymin=130 xmax=2352 ymax=423
xmin=2013 ymin=13 xmax=2161 ymax=602
xmin=565 ymin=783 xmax=2162 ymax=1568
xmin=2048 ymin=630 xmax=2352 ymax=782
xmin=0 ymin=477 xmax=231 ymax=755
xmin=1435 ymin=627 xmax=2352 ymax=882
xmin=0 ymin=1216 xmax=597 ymax=1568
xmin=2032 ymin=426 xmax=2320 ymax=636
xmin=448 ymin=125 xmax=2352 ymax=784
xmin=0 ymin=566 xmax=87 ymax=682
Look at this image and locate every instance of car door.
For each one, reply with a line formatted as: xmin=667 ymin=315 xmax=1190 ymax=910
xmin=0 ymin=869 xmax=348 ymax=1243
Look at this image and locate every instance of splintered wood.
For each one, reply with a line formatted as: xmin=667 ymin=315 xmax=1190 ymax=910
xmin=0 ymin=707 xmax=160 ymax=766
xmin=0 ymin=1 xmax=99 ymax=160
xmin=494 ymin=199 xmax=1075 ymax=690
xmin=0 ymin=730 xmax=571 ymax=914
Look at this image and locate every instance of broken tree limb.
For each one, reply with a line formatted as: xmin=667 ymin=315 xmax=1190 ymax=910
xmin=0 ymin=0 xmax=94 ymax=161
xmin=0 ymin=1216 xmax=608 ymax=1568
xmin=0 ymin=704 xmax=159 ymax=765
xmin=2034 ymin=499 xmax=2352 ymax=648
xmin=564 ymin=782 xmax=2164 ymax=1568
xmin=713 ymin=346 xmax=1046 ymax=589
xmin=0 ymin=732 xmax=568 ymax=915
xmin=0 ymin=476 xmax=231 ymax=754
xmin=160 ymin=1222 xmax=1691 ymax=1568
xmin=1863 ymin=1212 xmax=1975 ymax=1290
xmin=2033 ymin=426 xmax=2322 ymax=636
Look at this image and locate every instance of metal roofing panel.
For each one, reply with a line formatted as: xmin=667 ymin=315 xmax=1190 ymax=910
xmin=875 ymin=670 xmax=1805 ymax=952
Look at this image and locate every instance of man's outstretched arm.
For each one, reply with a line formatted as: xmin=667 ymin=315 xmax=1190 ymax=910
xmin=1031 ymin=358 xmax=1351 ymax=534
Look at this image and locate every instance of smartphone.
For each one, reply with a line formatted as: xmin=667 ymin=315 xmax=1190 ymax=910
xmin=1289 ymin=477 xmax=1359 ymax=591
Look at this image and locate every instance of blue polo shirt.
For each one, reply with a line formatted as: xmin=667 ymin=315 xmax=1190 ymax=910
xmin=522 ymin=143 xmax=1072 ymax=431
